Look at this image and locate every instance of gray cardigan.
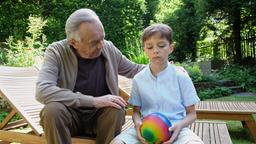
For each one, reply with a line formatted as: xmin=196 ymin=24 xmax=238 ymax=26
xmin=36 ymin=39 xmax=143 ymax=108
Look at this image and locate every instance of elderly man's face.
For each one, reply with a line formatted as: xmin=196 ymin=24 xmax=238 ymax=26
xmin=72 ymin=21 xmax=105 ymax=59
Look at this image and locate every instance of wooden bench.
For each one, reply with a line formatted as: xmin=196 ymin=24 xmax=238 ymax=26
xmin=196 ymin=101 xmax=256 ymax=142
xmin=0 ymin=74 xmax=231 ymax=144
xmin=119 ymin=75 xmax=256 ymax=142
xmin=0 ymin=117 xmax=232 ymax=144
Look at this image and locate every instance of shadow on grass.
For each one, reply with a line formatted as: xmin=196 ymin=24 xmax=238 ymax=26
xmin=209 ymin=95 xmax=256 ymax=144
xmin=227 ymin=121 xmax=254 ymax=144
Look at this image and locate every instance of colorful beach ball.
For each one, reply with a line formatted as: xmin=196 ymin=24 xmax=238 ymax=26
xmin=140 ymin=112 xmax=172 ymax=144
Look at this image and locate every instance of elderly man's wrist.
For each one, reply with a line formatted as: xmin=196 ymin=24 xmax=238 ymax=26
xmin=78 ymin=93 xmax=94 ymax=107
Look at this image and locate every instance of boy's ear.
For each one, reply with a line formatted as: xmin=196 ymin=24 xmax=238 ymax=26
xmin=169 ymin=43 xmax=174 ymax=53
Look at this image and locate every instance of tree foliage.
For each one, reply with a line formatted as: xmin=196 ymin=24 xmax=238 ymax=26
xmin=156 ymin=0 xmax=203 ymax=62
xmin=0 ymin=0 xmax=145 ymax=53
xmin=0 ymin=0 xmax=41 ymax=40
xmin=0 ymin=0 xmax=255 ymax=64
xmin=143 ymin=0 xmax=160 ymax=27
xmin=92 ymin=0 xmax=145 ymax=50
xmin=197 ymin=0 xmax=256 ymax=64
xmin=5 ymin=16 xmax=47 ymax=66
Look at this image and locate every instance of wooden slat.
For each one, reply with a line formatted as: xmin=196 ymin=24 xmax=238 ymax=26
xmin=198 ymin=122 xmax=203 ymax=141
xmin=121 ymin=116 xmax=134 ymax=132
xmin=0 ymin=66 xmax=38 ymax=77
xmin=202 ymin=122 xmax=210 ymax=143
xmin=0 ymin=109 xmax=17 ymax=129
xmin=2 ymin=119 xmax=27 ymax=130
xmin=218 ymin=123 xmax=233 ymax=144
xmin=0 ymin=76 xmax=44 ymax=135
xmin=214 ymin=123 xmax=221 ymax=144
xmin=0 ymin=130 xmax=96 ymax=144
xmin=210 ymin=123 xmax=215 ymax=144
xmin=0 ymin=130 xmax=45 ymax=144
xmin=196 ymin=101 xmax=256 ymax=113
xmin=194 ymin=121 xmax=199 ymax=139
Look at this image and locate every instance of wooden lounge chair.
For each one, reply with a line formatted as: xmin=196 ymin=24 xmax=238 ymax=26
xmin=0 ymin=66 xmax=38 ymax=77
xmin=0 ymin=75 xmax=232 ymax=144
xmin=119 ymin=75 xmax=256 ymax=142
xmin=0 ymin=66 xmax=39 ymax=130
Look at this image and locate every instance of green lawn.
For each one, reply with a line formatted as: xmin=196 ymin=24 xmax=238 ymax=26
xmin=210 ymin=95 xmax=256 ymax=101
xmin=209 ymin=95 xmax=256 ymax=144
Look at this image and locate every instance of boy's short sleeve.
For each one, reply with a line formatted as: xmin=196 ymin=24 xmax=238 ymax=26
xmin=128 ymin=79 xmax=141 ymax=106
xmin=178 ymin=74 xmax=200 ymax=106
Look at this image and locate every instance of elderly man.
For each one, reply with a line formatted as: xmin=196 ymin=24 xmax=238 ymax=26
xmin=36 ymin=8 xmax=143 ymax=144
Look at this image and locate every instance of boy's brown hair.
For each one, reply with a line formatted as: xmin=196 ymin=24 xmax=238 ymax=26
xmin=141 ymin=23 xmax=173 ymax=45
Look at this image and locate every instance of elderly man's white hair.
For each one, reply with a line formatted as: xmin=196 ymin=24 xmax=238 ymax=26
xmin=65 ymin=8 xmax=100 ymax=41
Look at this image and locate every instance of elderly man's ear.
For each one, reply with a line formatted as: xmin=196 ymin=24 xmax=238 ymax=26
xmin=69 ymin=39 xmax=77 ymax=49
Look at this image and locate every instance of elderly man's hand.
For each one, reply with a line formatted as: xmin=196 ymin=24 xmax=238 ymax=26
xmin=93 ymin=95 xmax=127 ymax=109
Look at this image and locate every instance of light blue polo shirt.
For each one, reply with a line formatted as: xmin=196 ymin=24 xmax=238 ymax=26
xmin=128 ymin=63 xmax=200 ymax=124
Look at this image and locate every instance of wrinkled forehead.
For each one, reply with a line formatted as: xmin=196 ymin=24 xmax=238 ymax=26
xmin=78 ymin=21 xmax=105 ymax=39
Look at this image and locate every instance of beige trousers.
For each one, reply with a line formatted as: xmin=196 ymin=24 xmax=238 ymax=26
xmin=112 ymin=127 xmax=204 ymax=144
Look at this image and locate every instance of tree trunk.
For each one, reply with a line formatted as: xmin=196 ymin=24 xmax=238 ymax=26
xmin=213 ymin=41 xmax=220 ymax=59
xmin=232 ymin=7 xmax=242 ymax=64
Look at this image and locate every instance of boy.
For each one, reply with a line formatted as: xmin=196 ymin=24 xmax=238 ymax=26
xmin=111 ymin=23 xmax=203 ymax=144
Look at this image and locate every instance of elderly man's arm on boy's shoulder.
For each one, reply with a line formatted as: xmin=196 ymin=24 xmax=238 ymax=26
xmin=103 ymin=40 xmax=145 ymax=78
xmin=169 ymin=60 xmax=189 ymax=76
xmin=174 ymin=65 xmax=189 ymax=76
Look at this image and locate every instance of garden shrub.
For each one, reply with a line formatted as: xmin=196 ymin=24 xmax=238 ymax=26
xmin=179 ymin=63 xmax=204 ymax=83
xmin=0 ymin=112 xmax=8 ymax=123
xmin=5 ymin=16 xmax=47 ymax=67
xmin=125 ymin=38 xmax=149 ymax=64
xmin=217 ymin=65 xmax=256 ymax=93
xmin=198 ymin=86 xmax=232 ymax=100
xmin=128 ymin=52 xmax=149 ymax=64
xmin=0 ymin=111 xmax=22 ymax=123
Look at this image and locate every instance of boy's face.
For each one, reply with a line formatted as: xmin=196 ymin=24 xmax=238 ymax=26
xmin=143 ymin=33 xmax=173 ymax=65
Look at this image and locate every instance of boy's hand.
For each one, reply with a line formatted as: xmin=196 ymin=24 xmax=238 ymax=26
xmin=135 ymin=122 xmax=147 ymax=144
xmin=163 ymin=123 xmax=182 ymax=144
